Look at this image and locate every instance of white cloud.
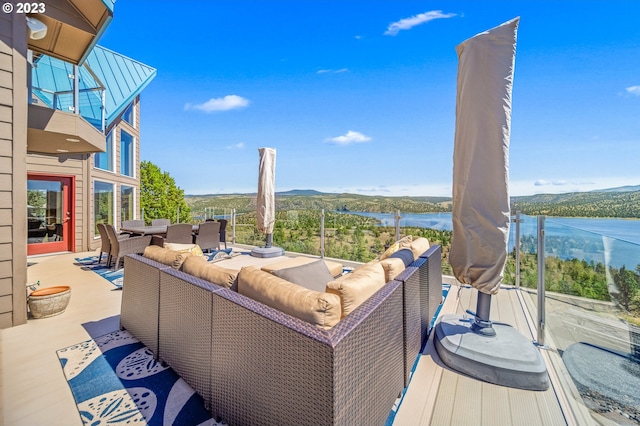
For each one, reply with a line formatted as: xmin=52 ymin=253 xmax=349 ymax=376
xmin=185 ymin=95 xmax=250 ymax=112
xmin=226 ymin=142 xmax=245 ymax=150
xmin=325 ymin=130 xmax=372 ymax=145
xmin=317 ymin=68 xmax=349 ymax=74
xmin=626 ymin=86 xmax=640 ymax=96
xmin=384 ymin=10 xmax=456 ymax=36
xmin=534 ymin=179 xmax=568 ymax=187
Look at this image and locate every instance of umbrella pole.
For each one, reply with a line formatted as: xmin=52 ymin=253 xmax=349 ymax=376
xmin=471 ymin=292 xmax=496 ymax=336
xmin=265 ymin=233 xmax=273 ymax=248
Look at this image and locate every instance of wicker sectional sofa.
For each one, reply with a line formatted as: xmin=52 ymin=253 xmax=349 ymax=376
xmin=120 ymin=242 xmax=442 ymax=426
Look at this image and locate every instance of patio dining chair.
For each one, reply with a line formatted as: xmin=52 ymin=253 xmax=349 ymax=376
xmin=104 ymin=224 xmax=151 ymax=269
xmin=165 ymin=223 xmax=194 ymax=244
xmin=97 ymin=223 xmax=130 ymax=265
xmin=217 ymin=219 xmax=228 ymax=249
xmin=194 ymin=221 xmax=220 ymax=253
xmin=151 ymin=218 xmax=171 ymax=226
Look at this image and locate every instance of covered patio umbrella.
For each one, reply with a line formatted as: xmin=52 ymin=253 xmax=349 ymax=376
xmin=251 ymin=147 xmax=284 ymax=258
xmin=434 ymin=17 xmax=549 ymax=391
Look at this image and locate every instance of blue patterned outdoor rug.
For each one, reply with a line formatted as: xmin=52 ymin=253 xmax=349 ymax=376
xmin=75 ymin=256 xmax=124 ymax=289
xmin=57 ymin=329 xmax=222 ymax=425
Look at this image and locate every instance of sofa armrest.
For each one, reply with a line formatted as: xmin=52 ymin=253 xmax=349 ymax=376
xmin=394 ymin=244 xmax=443 ymax=386
xmin=121 ymin=254 xmax=170 ymax=356
xmin=158 ymin=268 xmax=223 ymax=410
xmin=210 ymin=280 xmax=404 ymax=426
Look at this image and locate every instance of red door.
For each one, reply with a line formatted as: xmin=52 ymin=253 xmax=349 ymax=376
xmin=27 ymin=174 xmax=75 ymax=255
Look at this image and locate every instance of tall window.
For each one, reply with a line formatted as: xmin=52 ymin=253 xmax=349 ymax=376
xmin=120 ymin=130 xmax=135 ymax=177
xmin=94 ymin=181 xmax=114 ymax=234
xmin=94 ymin=130 xmax=114 ymax=171
xmin=122 ymin=103 xmax=135 ymax=127
xmin=121 ymin=185 xmax=134 ymax=222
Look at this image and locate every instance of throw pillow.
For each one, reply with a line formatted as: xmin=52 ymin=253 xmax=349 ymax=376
xmin=164 ymin=242 xmax=204 ymax=257
xmin=271 ymin=259 xmax=334 ymax=293
xmin=389 ymin=248 xmax=414 ymax=267
xmin=379 ymin=235 xmax=413 ymax=260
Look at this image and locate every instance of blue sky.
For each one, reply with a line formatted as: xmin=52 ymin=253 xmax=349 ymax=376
xmin=99 ymin=1 xmax=640 ymax=197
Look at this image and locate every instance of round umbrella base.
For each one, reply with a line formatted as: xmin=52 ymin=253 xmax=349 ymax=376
xmin=434 ymin=313 xmax=549 ymax=391
xmin=251 ymin=246 xmax=284 ymax=258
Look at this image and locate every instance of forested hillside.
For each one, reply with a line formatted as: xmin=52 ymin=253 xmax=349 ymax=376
xmin=511 ymin=190 xmax=640 ymax=218
xmin=186 ymin=191 xmax=452 ymax=215
xmin=185 ymin=189 xmax=640 ymax=218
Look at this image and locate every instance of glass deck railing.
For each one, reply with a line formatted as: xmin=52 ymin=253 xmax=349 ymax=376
xmin=30 ymin=53 xmax=106 ymax=132
xmin=521 ymin=216 xmax=639 ymax=424
xmin=191 ymin=207 xmax=640 ymax=423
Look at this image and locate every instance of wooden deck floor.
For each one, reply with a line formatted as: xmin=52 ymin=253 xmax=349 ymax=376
xmin=1 ymin=249 xmax=575 ymax=425
xmin=393 ymin=285 xmax=572 ymax=426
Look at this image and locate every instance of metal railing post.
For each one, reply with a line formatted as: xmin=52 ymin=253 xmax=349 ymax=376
xmin=320 ymin=209 xmax=325 ymax=258
xmin=536 ymin=215 xmax=546 ymax=346
xmin=514 ymin=211 xmax=521 ymax=287
xmin=101 ymin=89 xmax=106 ymax=132
xmin=232 ymin=208 xmax=236 ymax=244
xmin=72 ymin=65 xmax=79 ymax=114
xmin=395 ymin=210 xmax=401 ymax=241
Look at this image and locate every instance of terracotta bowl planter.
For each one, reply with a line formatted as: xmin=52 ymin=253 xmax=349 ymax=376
xmin=28 ymin=286 xmax=71 ymax=319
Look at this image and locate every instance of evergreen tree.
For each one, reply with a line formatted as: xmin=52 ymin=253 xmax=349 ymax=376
xmin=140 ymin=161 xmax=191 ymax=223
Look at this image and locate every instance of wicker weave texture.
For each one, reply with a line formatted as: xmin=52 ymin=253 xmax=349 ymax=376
xmin=419 ymin=245 xmax=443 ymax=345
xmin=121 ymin=255 xmax=165 ymax=355
xmin=210 ymin=281 xmax=404 ymax=426
xmin=401 ymin=266 xmax=422 ymax=386
xmin=331 ymin=280 xmax=405 ymax=425
xmin=211 ymin=290 xmax=334 ymax=426
xmin=158 ymin=269 xmax=220 ymax=408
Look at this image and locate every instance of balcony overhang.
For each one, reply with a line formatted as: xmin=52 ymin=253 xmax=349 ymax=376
xmin=27 ymin=0 xmax=113 ymax=65
xmin=27 ymin=104 xmax=105 ymax=154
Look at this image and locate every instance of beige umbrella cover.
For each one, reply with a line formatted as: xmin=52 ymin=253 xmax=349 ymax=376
xmin=449 ymin=18 xmax=519 ymax=295
xmin=256 ymin=147 xmax=276 ymax=235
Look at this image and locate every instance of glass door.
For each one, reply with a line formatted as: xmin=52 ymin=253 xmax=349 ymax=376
xmin=27 ymin=175 xmax=73 ymax=255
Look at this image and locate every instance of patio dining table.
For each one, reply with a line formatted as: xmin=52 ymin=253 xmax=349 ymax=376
xmin=120 ymin=224 xmax=199 ymax=235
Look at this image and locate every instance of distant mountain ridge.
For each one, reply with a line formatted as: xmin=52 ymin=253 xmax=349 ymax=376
xmin=594 ymin=185 xmax=640 ymax=193
xmin=185 ymin=185 xmax=640 ymax=218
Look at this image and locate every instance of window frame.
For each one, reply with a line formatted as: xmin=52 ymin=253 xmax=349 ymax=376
xmin=120 ymin=129 xmax=136 ymax=178
xmin=93 ymin=180 xmax=116 ymax=238
xmin=93 ymin=129 xmax=115 ymax=172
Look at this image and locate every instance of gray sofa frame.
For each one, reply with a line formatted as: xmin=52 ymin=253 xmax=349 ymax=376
xmin=120 ymin=245 xmax=442 ymax=426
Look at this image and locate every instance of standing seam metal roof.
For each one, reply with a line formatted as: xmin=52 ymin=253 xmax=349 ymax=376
xmin=32 ymin=45 xmax=156 ymax=128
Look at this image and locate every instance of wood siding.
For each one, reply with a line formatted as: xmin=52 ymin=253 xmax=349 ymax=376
xmin=0 ymin=14 xmax=28 ymax=328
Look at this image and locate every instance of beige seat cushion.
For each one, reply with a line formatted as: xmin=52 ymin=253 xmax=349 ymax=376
xmin=143 ymin=245 xmax=192 ymax=270
xmin=237 ymin=266 xmax=341 ymax=330
xmin=326 ymin=261 xmax=386 ymax=318
xmin=261 ymin=256 xmax=343 ymax=277
xmin=379 ymin=257 xmax=407 ymax=282
xmin=182 ymin=256 xmax=239 ymax=290
xmin=380 ymin=235 xmax=413 ymax=260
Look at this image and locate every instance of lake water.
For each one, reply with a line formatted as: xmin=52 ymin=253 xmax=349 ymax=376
xmin=351 ymin=212 xmax=640 ymax=269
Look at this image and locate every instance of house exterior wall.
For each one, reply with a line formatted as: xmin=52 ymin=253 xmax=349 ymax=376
xmin=0 ymin=14 xmax=29 ymax=328
xmin=25 ymin=98 xmax=143 ymax=253
xmin=88 ymin=96 xmax=141 ymax=250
